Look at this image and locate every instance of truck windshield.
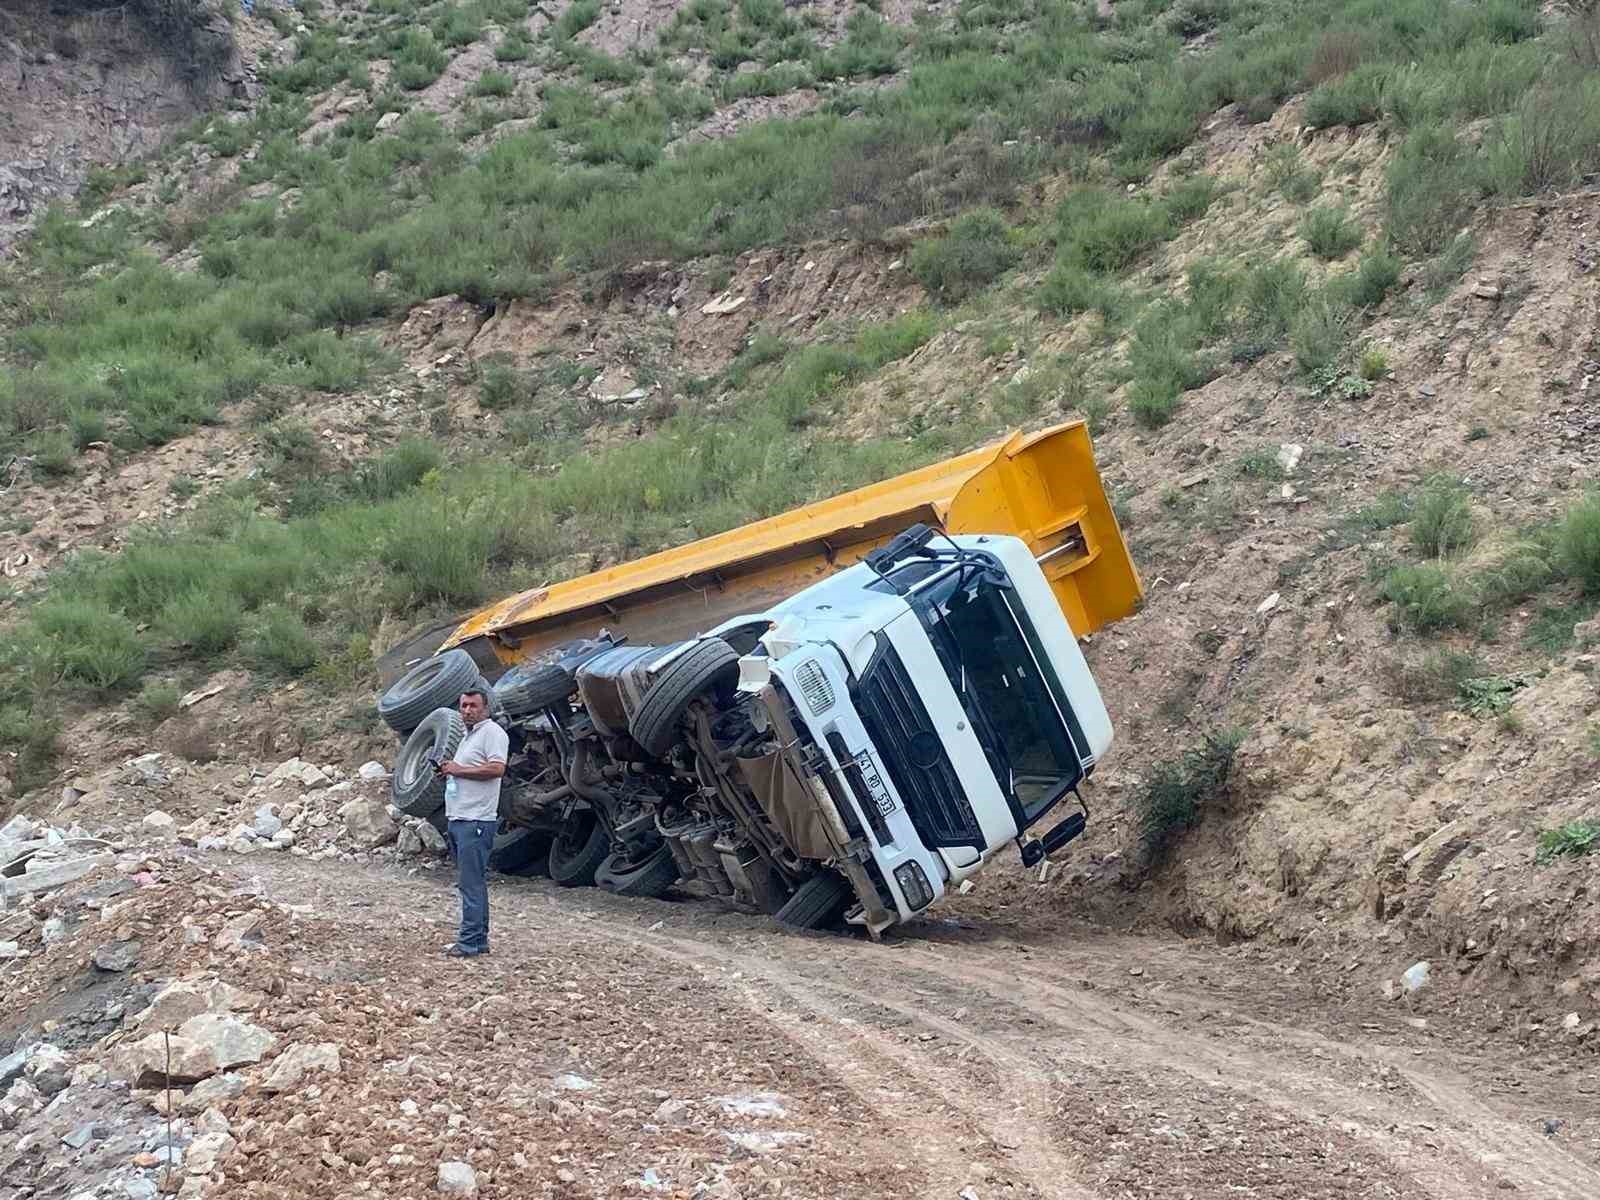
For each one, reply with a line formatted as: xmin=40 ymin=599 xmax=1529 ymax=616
xmin=910 ymin=565 xmax=1083 ymax=827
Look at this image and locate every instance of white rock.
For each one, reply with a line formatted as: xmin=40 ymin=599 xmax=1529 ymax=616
xmin=554 ymin=1073 xmax=594 ymax=1091
xmin=1276 ymin=443 xmax=1303 ymax=474
xmin=718 ymin=1092 xmax=787 ymax=1118
xmin=375 ymin=111 xmax=400 ymax=131
xmin=142 ymin=811 xmax=176 ymax=831
xmin=135 ymin=978 xmax=250 ymax=1029
xmin=396 ymin=826 xmax=423 ymax=857
xmin=175 ymin=1014 xmax=276 ymax=1070
xmin=339 ymin=797 xmax=398 ymax=849
xmin=260 ymin=1041 xmax=340 ymax=1092
xmin=185 ymin=1130 xmax=235 ymax=1176
xmin=437 ymin=1160 xmax=478 ymax=1196
xmin=416 ymin=821 xmax=447 ymax=853
xmin=1400 ymin=961 xmax=1431 ymax=993
xmin=1562 ymin=1012 xmax=1582 ymax=1031
xmin=299 ymin=763 xmax=331 ymax=790
xmin=252 ymin=806 xmax=283 ymax=839
xmin=357 ymin=761 xmax=389 ymax=782
xmin=0 ymin=941 xmax=22 ymax=960
xmin=1255 ymin=592 xmax=1280 ymax=615
xmin=271 ymin=830 xmax=295 ymax=848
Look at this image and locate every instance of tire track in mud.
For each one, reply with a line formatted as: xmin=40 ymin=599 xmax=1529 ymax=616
xmin=893 ymin=940 xmax=1600 ymax=1200
xmin=613 ymin=927 xmax=1099 ymax=1198
xmin=606 ymin=921 xmax=1599 ymax=1200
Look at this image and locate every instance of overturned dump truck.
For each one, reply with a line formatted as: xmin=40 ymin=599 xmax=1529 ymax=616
xmin=377 ymin=421 xmax=1141 ymax=935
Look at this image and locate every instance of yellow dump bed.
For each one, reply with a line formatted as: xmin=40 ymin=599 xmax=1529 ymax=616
xmin=445 ymin=420 xmax=1141 ymax=670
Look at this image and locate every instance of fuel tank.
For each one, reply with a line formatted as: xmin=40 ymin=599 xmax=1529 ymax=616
xmin=574 ymin=643 xmax=679 ymax=737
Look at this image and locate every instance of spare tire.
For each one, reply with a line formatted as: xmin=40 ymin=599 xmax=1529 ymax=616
xmin=595 ymin=846 xmax=678 ymax=898
xmin=391 ymin=708 xmax=465 ymax=817
xmin=378 ymin=650 xmax=480 ymax=735
xmin=628 ymin=639 xmax=740 ymax=758
xmin=493 ymin=662 xmax=576 ymax=717
xmin=775 ymin=871 xmax=853 ymax=931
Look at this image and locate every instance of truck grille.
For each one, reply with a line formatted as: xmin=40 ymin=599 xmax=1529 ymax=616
xmin=853 ymin=644 xmax=982 ymax=848
xmin=793 ymin=658 xmax=834 ymax=716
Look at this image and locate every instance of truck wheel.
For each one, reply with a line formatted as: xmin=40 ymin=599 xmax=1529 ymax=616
xmin=391 ymin=708 xmax=465 ymax=817
xmin=548 ymin=811 xmax=610 ymax=887
xmin=775 ymin=872 xmax=853 ymax=931
xmin=490 ymin=828 xmax=551 ymax=876
xmin=595 ymin=846 xmax=678 ymax=898
xmin=493 ymin=662 xmax=576 ymax=717
xmin=378 ymin=650 xmax=480 ymax=736
xmin=629 ymin=639 xmax=740 ymax=758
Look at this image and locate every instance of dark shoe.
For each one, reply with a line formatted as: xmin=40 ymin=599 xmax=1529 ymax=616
xmin=444 ymin=944 xmax=486 ymax=958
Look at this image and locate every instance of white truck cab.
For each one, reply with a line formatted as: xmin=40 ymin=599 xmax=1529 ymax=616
xmin=736 ymin=529 xmax=1112 ymax=934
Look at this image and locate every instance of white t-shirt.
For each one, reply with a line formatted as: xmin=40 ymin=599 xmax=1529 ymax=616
xmin=444 ymin=719 xmax=509 ymax=822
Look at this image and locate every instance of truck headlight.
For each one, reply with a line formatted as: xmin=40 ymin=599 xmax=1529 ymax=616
xmin=893 ymin=861 xmax=934 ymax=911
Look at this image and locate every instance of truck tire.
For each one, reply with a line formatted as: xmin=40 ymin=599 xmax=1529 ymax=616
xmin=548 ymin=811 xmax=610 ymax=887
xmin=628 ymin=639 xmax=740 ymax=758
xmin=390 ymin=708 xmax=464 ymax=817
xmin=595 ymin=846 xmax=678 ymax=898
xmin=493 ymin=662 xmax=576 ymax=717
xmin=378 ymin=650 xmax=480 ymax=736
xmin=775 ymin=871 xmax=853 ymax=931
xmin=490 ymin=828 xmax=551 ymax=876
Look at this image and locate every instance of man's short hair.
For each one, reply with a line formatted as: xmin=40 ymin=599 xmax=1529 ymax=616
xmin=460 ymin=687 xmax=490 ymax=706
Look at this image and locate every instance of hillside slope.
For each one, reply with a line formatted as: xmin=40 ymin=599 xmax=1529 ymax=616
xmin=2 ymin=0 xmax=1599 ymax=1035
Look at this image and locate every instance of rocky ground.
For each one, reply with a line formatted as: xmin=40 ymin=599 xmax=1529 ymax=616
xmin=3 ymin=788 xmax=1599 ymax=1200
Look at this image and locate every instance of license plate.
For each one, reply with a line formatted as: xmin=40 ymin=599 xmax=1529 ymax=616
xmin=853 ymin=750 xmax=898 ymax=817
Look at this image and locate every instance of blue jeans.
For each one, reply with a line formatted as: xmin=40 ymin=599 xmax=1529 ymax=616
xmin=448 ymin=819 xmax=495 ymax=953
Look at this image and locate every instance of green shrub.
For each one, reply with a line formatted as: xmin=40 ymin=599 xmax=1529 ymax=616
xmin=353 ymin=439 xmax=443 ymax=501
xmin=472 ymin=70 xmax=516 ymax=98
xmin=1348 ymin=491 xmax=1412 ymax=532
xmin=1474 ymin=541 xmax=1554 ymax=605
xmin=554 ymin=0 xmax=600 ymax=39
xmin=909 ymin=208 xmax=1018 ymax=302
xmin=1409 ymin=476 xmax=1477 ymax=558
xmin=1385 ymin=124 xmax=1481 ymax=257
xmin=378 ymin=503 xmax=493 ymax=605
xmin=27 ymin=429 xmax=74 ymax=477
xmin=1264 ymin=145 xmax=1320 ymax=204
xmin=68 ymin=407 xmax=108 ymax=449
xmin=1380 ymin=563 xmax=1470 ymax=632
xmin=160 ymin=586 xmax=246 ymax=656
xmin=495 ymin=34 xmax=531 ymax=62
xmin=1036 ymin=265 xmax=1127 ymax=320
xmin=1303 ymin=62 xmax=1388 ymax=127
xmin=0 ymin=703 xmax=61 ymax=795
xmin=1137 ymin=728 xmax=1244 ymax=862
xmin=1331 ymin=248 xmax=1402 ymax=309
xmin=1483 ymin=85 xmax=1600 ymax=198
xmin=249 ymin=604 xmax=321 ymax=675
xmin=1300 ymin=205 xmax=1363 ymax=259
xmin=31 ymin=599 xmax=145 ymax=691
xmin=1290 ymin=295 xmax=1351 ymax=374
xmin=1557 ymin=495 xmax=1600 ymax=593
xmin=1536 ymin=819 xmax=1599 ymax=864
xmin=132 ymin=681 xmax=183 ymax=725
xmin=1057 ymin=189 xmax=1173 ymax=274
xmin=1358 ymin=347 xmax=1388 ymax=379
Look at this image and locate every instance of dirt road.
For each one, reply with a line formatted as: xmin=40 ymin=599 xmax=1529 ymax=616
xmin=218 ymin=854 xmax=1599 ymax=1200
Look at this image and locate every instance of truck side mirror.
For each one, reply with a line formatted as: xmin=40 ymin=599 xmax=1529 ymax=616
xmin=1018 ymin=810 xmax=1087 ymax=868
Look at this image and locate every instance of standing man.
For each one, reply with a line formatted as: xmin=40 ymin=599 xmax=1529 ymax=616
xmin=437 ymin=688 xmax=508 ymax=958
